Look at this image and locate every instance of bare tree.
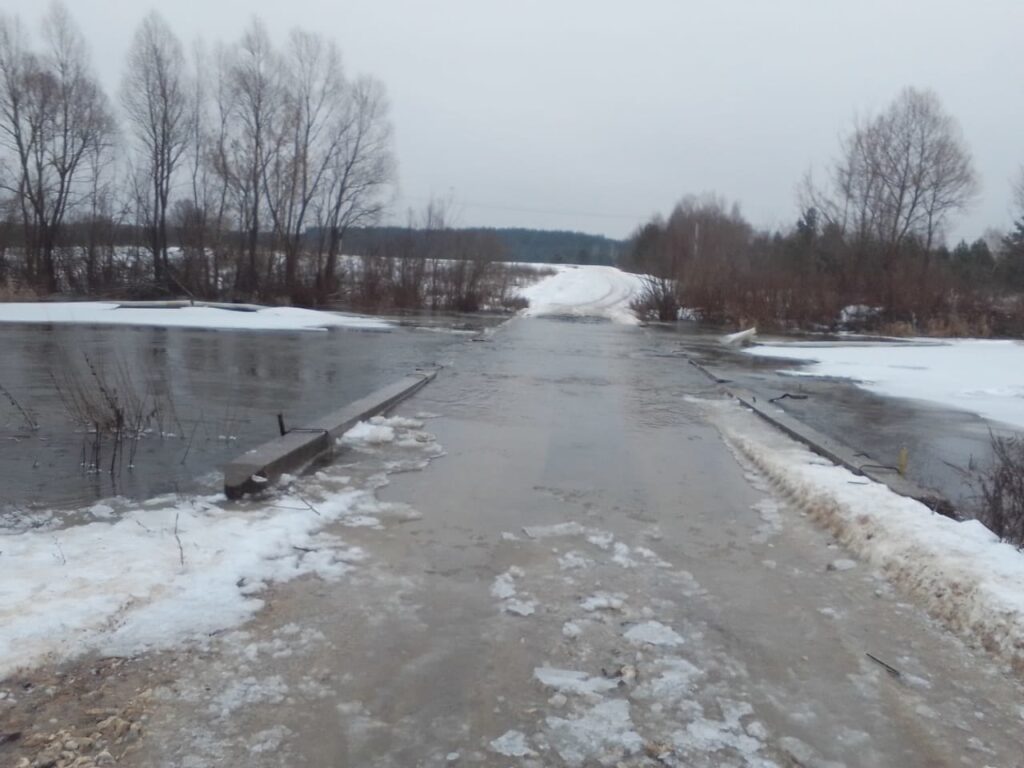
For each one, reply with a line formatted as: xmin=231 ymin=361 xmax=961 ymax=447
xmin=1013 ymin=167 xmax=1024 ymax=220
xmin=0 ymin=4 xmax=115 ymax=293
xmin=263 ymin=29 xmax=345 ymax=300
xmin=806 ymin=88 xmax=977 ymax=250
xmin=173 ymin=39 xmax=224 ymax=296
xmin=224 ymin=18 xmax=281 ymax=297
xmin=802 ymin=88 xmax=977 ymax=313
xmin=121 ymin=11 xmax=190 ymax=284
xmin=316 ymin=75 xmax=394 ymax=297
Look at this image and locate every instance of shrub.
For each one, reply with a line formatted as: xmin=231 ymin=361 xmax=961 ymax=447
xmin=974 ymin=432 xmax=1024 ymax=548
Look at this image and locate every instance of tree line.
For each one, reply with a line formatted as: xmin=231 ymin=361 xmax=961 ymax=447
xmin=342 ymin=226 xmax=623 ymax=266
xmin=624 ymin=87 xmax=1024 ymax=336
xmin=0 ymin=4 xmax=402 ymax=304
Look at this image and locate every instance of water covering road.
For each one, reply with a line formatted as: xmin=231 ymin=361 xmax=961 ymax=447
xmin=668 ymin=328 xmax=1001 ymax=513
xmin=0 ymin=321 xmax=466 ymax=515
xmin=107 ymin=317 xmax=1024 ymax=767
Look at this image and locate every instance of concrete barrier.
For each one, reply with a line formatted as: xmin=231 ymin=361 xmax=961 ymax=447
xmin=223 ymin=369 xmax=438 ymax=499
xmin=687 ymin=358 xmax=955 ymax=517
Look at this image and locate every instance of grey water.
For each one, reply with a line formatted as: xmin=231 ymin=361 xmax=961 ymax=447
xmin=647 ymin=323 xmax=997 ymax=515
xmin=0 ymin=321 xmax=470 ymax=520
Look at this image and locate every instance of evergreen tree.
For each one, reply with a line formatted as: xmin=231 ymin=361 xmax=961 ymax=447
xmin=998 ymin=220 xmax=1024 ymax=291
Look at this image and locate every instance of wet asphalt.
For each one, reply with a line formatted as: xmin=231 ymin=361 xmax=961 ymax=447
xmin=126 ymin=317 xmax=1024 ymax=767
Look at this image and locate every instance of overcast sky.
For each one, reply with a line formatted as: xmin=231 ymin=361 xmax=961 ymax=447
xmin=5 ymin=0 xmax=1023 ymax=240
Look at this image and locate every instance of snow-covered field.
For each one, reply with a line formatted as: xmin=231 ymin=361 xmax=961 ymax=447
xmin=516 ymin=264 xmax=646 ymax=325
xmin=0 ymin=416 xmax=440 ymax=677
xmin=746 ymin=338 xmax=1024 ymax=430
xmin=0 ymin=302 xmax=392 ymax=332
xmin=707 ymin=398 xmax=1024 ymax=673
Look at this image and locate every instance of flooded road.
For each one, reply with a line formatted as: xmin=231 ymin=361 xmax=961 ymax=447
xmin=0 ymin=321 xmax=467 ymax=518
xmin=90 ymin=317 xmax=1023 ymax=768
xmin=653 ymin=327 xmax=1000 ymax=514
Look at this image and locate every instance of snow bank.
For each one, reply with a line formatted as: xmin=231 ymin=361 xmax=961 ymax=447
xmin=710 ymin=401 xmax=1024 ymax=673
xmin=516 ymin=265 xmax=646 ymax=325
xmin=745 ymin=338 xmax=1024 ymax=429
xmin=0 ymin=301 xmax=392 ymax=332
xmin=0 ymin=416 xmax=438 ymax=678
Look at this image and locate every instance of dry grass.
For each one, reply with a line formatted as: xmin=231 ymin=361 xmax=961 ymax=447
xmin=52 ymin=353 xmax=180 ymax=475
xmin=973 ymin=432 xmax=1024 ymax=548
xmin=0 ymin=279 xmax=37 ymax=301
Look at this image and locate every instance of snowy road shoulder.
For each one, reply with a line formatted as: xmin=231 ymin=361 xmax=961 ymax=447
xmin=0 ymin=301 xmax=393 ymax=332
xmin=0 ymin=416 xmax=439 ymax=679
xmin=745 ymin=338 xmax=1024 ymax=430
xmin=706 ymin=397 xmax=1024 ymax=674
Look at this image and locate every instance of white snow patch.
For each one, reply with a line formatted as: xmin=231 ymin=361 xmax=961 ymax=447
xmin=504 ymin=599 xmax=537 ymax=617
xmin=375 ymin=415 xmax=425 ymax=430
xmin=342 ymin=422 xmax=396 ymax=445
xmin=210 ymin=675 xmax=288 ymax=718
xmin=523 ymin=521 xmax=587 ymax=539
xmin=533 ymin=667 xmax=620 ymax=696
xmin=562 ymin=621 xmax=583 ymax=640
xmin=249 ymin=725 xmax=292 ymax=755
xmin=558 ymin=550 xmax=592 ymax=570
xmin=581 ymin=593 xmax=626 ymax=612
xmin=631 ymin=657 xmax=703 ymax=704
xmin=746 ymin=338 xmax=1024 ymax=429
xmin=0 ymin=301 xmax=391 ymax=332
xmin=491 ymin=571 xmax=519 ymax=600
xmin=0 ymin=418 xmax=441 ymax=677
xmin=612 ymin=541 xmax=638 ymax=568
xmin=624 ymin=621 xmax=685 ymax=647
xmin=491 ymin=567 xmax=536 ymax=616
xmin=545 ymin=699 xmax=644 ymax=767
xmin=671 ymin=712 xmax=770 ymax=765
xmin=489 ymin=729 xmax=535 ymax=757
xmin=633 ymin=545 xmax=671 ymax=567
xmin=751 ymin=498 xmax=783 ymax=543
xmin=517 ymin=265 xmax=646 ymax=325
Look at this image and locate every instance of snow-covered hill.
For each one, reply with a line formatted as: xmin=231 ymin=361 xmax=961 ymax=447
xmin=517 ymin=265 xmax=646 ymax=325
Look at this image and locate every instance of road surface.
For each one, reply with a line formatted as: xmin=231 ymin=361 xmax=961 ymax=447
xmin=4 ymin=316 xmax=1023 ymax=768
xmin=117 ymin=318 xmax=1024 ymax=768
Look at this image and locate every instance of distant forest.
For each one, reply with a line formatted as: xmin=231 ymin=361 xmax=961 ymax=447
xmin=335 ymin=227 xmax=623 ymax=266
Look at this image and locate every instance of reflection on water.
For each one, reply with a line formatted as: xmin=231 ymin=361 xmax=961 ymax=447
xmin=0 ymin=322 xmax=465 ymax=516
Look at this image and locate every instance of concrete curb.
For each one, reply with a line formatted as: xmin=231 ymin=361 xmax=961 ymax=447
xmin=223 ymin=369 xmax=438 ymax=499
xmin=688 ymin=359 xmax=956 ymax=517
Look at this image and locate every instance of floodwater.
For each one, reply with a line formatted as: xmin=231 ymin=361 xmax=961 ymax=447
xmin=649 ymin=325 xmax=997 ymax=514
xmin=0 ymin=320 xmax=474 ymax=518
xmin=112 ymin=317 xmax=1024 ymax=767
